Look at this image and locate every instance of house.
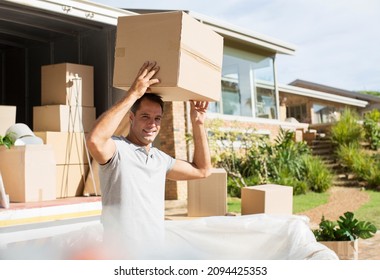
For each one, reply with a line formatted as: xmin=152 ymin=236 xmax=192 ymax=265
xmin=0 ymin=0 xmax=377 ymax=201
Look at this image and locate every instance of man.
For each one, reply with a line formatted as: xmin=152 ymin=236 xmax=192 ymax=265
xmin=86 ymin=61 xmax=211 ymax=258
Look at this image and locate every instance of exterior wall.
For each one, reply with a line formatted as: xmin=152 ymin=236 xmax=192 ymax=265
xmin=158 ymin=101 xmax=188 ymax=200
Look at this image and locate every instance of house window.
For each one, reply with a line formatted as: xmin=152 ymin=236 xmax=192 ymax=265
xmin=313 ymin=104 xmax=340 ymax=124
xmin=208 ymin=47 xmax=277 ymax=119
xmin=256 ymin=85 xmax=277 ymax=119
xmin=287 ymin=104 xmax=307 ymax=122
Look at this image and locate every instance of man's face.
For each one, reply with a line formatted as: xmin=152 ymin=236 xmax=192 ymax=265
xmin=129 ymin=98 xmax=162 ymax=146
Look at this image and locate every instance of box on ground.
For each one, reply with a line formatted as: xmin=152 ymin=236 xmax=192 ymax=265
xmin=113 ymin=11 xmax=224 ymax=102
xmin=41 ymin=63 xmax=94 ymax=107
xmin=0 ymin=105 xmax=16 ymax=136
xmin=34 ymin=131 xmax=89 ymax=165
xmin=56 ymin=164 xmax=89 ymax=198
xmin=33 ymin=105 xmax=96 ymax=132
xmin=241 ymin=184 xmax=293 ymax=215
xmin=187 ymin=168 xmax=227 ymax=217
xmin=0 ymin=145 xmax=56 ymax=202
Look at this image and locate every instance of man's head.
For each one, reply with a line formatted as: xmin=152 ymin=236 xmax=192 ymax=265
xmin=128 ymin=94 xmax=164 ymax=147
xmin=130 ymin=93 xmax=164 ymax=114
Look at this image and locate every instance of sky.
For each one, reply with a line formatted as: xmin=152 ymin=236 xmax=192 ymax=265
xmin=92 ymin=0 xmax=380 ymax=92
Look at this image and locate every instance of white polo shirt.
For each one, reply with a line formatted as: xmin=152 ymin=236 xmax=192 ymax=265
xmin=99 ymin=136 xmax=175 ymax=258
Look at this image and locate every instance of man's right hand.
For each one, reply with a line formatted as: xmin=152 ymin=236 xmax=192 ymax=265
xmin=128 ymin=61 xmax=160 ymax=98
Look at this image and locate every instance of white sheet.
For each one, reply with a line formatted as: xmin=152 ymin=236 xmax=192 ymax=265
xmin=162 ymin=214 xmax=338 ymax=260
xmin=2 ymin=214 xmax=338 ymax=260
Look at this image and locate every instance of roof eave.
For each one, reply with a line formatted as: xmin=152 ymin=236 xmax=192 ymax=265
xmin=8 ymin=1 xmax=296 ymax=55
xmin=4 ymin=0 xmax=136 ymax=26
xmin=279 ymin=84 xmax=368 ymax=108
xmin=188 ymin=11 xmax=296 ymax=55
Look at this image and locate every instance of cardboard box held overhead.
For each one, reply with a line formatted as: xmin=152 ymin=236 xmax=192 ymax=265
xmin=113 ymin=11 xmax=224 ymax=102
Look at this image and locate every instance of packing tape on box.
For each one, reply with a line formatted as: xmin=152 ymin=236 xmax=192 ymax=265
xmin=181 ymin=43 xmax=222 ymax=72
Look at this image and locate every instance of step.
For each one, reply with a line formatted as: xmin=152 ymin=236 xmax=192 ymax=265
xmin=310 ymin=140 xmax=334 ymax=147
xmin=332 ymin=179 xmax=360 ymax=187
xmin=312 ymin=148 xmax=334 ymax=156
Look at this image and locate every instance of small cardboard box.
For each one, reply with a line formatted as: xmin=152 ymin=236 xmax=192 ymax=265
xmin=33 ymin=105 xmax=96 ymax=132
xmin=113 ymin=11 xmax=224 ymax=101
xmin=187 ymin=168 xmax=227 ymax=217
xmin=241 ymin=184 xmax=293 ymax=215
xmin=0 ymin=105 xmax=16 ymax=136
xmin=35 ymin=131 xmax=89 ymax=165
xmin=41 ymin=63 xmax=94 ymax=107
xmin=0 ymin=145 xmax=56 ymax=202
xmin=56 ymin=164 xmax=89 ymax=198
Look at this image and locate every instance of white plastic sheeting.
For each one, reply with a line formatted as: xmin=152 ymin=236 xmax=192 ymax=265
xmin=163 ymin=214 xmax=338 ymax=260
xmin=2 ymin=214 xmax=338 ymax=260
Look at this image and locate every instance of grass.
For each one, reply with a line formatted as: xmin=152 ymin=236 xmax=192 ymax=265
xmin=354 ymin=190 xmax=380 ymax=229
xmin=227 ymin=197 xmax=241 ymax=213
xmin=228 ymin=190 xmax=380 ymax=229
xmin=292 ymin=191 xmax=329 ymax=213
xmin=227 ymin=191 xmax=329 ymax=214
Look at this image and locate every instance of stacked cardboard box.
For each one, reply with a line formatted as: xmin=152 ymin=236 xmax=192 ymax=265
xmin=0 ymin=145 xmax=56 ymax=202
xmin=34 ymin=63 xmax=96 ymax=198
xmin=1 ymin=104 xmax=57 ymax=203
xmin=0 ymin=105 xmax=16 ymax=135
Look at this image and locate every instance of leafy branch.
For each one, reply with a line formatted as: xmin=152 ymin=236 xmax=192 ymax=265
xmin=313 ymin=211 xmax=377 ymax=241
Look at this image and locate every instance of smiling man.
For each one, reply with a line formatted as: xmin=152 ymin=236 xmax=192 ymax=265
xmin=86 ymin=61 xmax=211 ymax=259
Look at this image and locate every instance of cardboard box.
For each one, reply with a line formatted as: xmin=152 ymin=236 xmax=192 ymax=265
xmin=83 ymin=160 xmax=101 ymax=196
xmin=0 ymin=105 xmax=16 ymax=136
xmin=241 ymin=184 xmax=293 ymax=215
xmin=187 ymin=168 xmax=227 ymax=217
xmin=41 ymin=63 xmax=94 ymax=107
xmin=113 ymin=11 xmax=224 ymax=101
xmin=56 ymin=164 xmax=89 ymax=198
xmin=0 ymin=145 xmax=56 ymax=202
xmin=33 ymin=105 xmax=96 ymax=132
xmin=34 ymin=131 xmax=89 ymax=165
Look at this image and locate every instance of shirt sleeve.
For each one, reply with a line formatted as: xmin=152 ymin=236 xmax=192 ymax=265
xmin=98 ymin=136 xmax=121 ymax=171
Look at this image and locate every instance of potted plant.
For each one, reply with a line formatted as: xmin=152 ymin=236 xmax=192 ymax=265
xmin=313 ymin=211 xmax=377 ymax=259
xmin=0 ymin=132 xmax=15 ymax=149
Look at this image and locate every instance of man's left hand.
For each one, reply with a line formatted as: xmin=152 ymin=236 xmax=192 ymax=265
xmin=190 ymin=101 xmax=209 ymax=125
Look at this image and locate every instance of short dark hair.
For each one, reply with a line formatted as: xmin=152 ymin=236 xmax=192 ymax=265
xmin=130 ymin=93 xmax=164 ymax=114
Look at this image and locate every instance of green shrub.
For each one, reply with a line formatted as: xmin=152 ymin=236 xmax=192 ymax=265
xmin=208 ymin=121 xmax=333 ymax=197
xmin=363 ymin=109 xmax=380 ymax=150
xmin=331 ymin=108 xmax=363 ymax=146
xmin=302 ymin=154 xmax=333 ymax=193
xmin=336 ymin=143 xmax=362 ymax=168
xmin=274 ymin=169 xmax=308 ymax=195
xmin=335 ymin=143 xmax=380 ymax=189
